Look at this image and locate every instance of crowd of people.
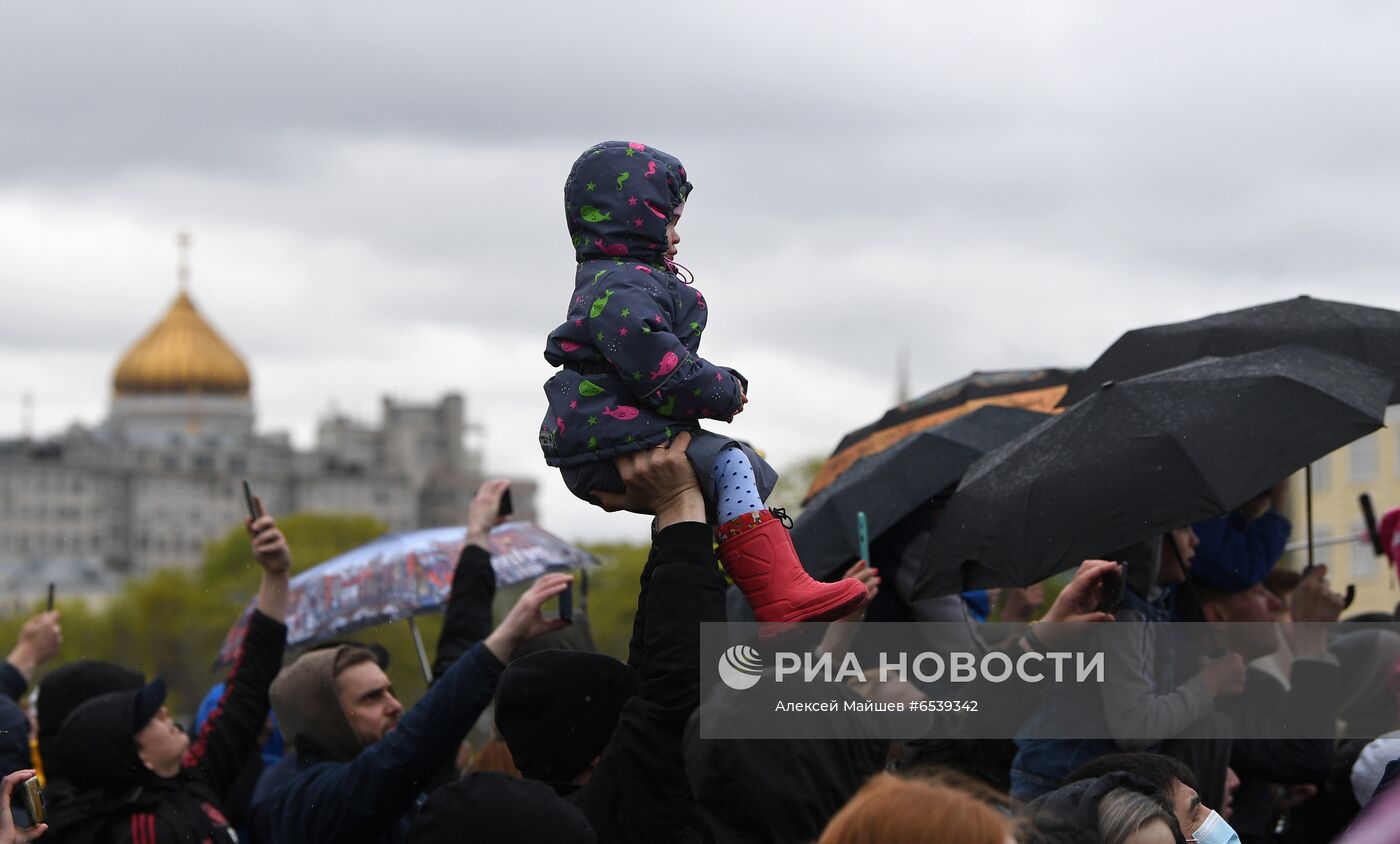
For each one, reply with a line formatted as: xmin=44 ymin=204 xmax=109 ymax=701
xmin=2 ymin=140 xmax=1398 ymax=841
xmin=0 ymin=434 xmax=1395 ymax=843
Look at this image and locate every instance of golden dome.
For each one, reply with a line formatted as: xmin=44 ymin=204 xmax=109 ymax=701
xmin=113 ymin=291 xmax=251 ymax=396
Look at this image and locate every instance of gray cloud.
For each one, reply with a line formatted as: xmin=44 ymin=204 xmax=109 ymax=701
xmin=6 ymin=0 xmax=1400 ymax=538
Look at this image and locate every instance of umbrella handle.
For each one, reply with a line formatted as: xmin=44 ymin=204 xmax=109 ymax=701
xmin=407 ymin=616 xmax=433 ymax=684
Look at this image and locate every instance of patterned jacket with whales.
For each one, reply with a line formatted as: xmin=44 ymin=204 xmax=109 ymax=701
xmin=540 ymin=141 xmax=746 ymax=466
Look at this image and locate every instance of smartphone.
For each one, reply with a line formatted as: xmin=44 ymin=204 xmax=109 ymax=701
xmin=557 ymin=580 xmax=573 ymax=622
xmin=498 ymin=487 xmax=514 ymax=520
xmin=9 ymin=776 xmax=44 ymax=829
xmin=242 ymin=479 xmax=261 ymax=520
xmin=541 ymin=570 xmax=574 ymax=622
xmin=46 ymin=582 xmax=55 ymax=612
xmin=1095 ymin=562 xmax=1127 ymax=614
xmin=856 ymin=511 xmax=870 ymax=563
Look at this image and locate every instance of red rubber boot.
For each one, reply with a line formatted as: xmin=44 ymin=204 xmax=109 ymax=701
xmin=717 ymin=509 xmax=870 ymax=623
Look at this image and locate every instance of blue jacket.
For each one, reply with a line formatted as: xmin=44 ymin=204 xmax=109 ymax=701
xmin=247 ymin=643 xmax=504 ymax=844
xmin=540 ymin=141 xmax=746 ymax=466
xmin=1191 ymin=510 xmax=1291 ymax=593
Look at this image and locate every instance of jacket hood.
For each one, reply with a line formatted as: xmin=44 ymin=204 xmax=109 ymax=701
xmin=269 ymin=648 xmax=364 ymax=763
xmin=1021 ymin=771 xmax=1166 ymax=844
xmin=55 ymin=688 xmax=167 ymax=792
xmin=565 ymin=141 xmax=691 ymax=263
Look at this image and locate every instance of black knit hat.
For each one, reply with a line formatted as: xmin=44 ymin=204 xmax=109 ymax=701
xmin=37 ymin=660 xmax=145 ymax=738
xmin=36 ymin=659 xmax=145 ymax=781
xmin=407 ymin=772 xmax=596 ymax=843
xmin=494 ymin=650 xmax=639 ymax=785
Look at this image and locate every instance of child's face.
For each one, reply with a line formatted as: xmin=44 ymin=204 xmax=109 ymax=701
xmin=665 ymin=204 xmax=683 ymax=260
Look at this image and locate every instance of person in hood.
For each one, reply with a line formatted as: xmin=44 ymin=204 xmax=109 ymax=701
xmin=1022 ymin=771 xmax=1188 ymax=844
xmin=1067 ymin=752 xmax=1232 ymax=842
xmin=539 ymin=140 xmax=866 ymax=626
xmin=46 ymin=507 xmax=293 ymax=844
xmin=247 ymin=559 xmax=572 ymax=843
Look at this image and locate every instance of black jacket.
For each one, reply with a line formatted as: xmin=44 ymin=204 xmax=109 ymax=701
xmin=430 ymin=544 xmax=496 ymax=682
xmin=1223 ymin=660 xmax=1343 ymax=842
xmin=46 ymin=610 xmax=285 ymax=844
xmin=565 ymin=520 xmax=726 ymax=843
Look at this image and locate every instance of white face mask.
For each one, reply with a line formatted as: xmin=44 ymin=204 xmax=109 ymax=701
xmin=1188 ymin=810 xmax=1240 ymax=844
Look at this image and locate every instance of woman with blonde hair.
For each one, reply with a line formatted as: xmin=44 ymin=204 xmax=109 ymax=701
xmin=818 ymin=772 xmax=1015 ymax=844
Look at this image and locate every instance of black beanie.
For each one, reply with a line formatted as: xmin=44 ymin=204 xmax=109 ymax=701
xmin=37 ymin=660 xmax=145 ymax=781
xmin=494 ymin=650 xmax=639 ymax=785
xmin=407 ymin=772 xmax=596 ymax=843
xmin=37 ymin=660 xmax=145 ymax=738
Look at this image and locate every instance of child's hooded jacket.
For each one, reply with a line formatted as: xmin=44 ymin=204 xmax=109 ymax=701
xmin=540 ymin=141 xmax=746 ymax=467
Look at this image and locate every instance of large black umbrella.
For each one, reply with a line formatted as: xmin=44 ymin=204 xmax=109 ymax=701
xmin=1061 ymin=295 xmax=1400 ymax=406
xmin=793 ymin=406 xmax=1050 ymax=579
xmin=913 ymin=346 xmax=1393 ymax=598
xmin=805 ymin=368 xmax=1075 ymax=503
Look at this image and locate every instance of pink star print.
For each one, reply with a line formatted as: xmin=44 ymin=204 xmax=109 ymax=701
xmin=654 ymin=315 xmax=664 ymax=324
xmin=574 ymin=318 xmax=584 ymax=327
xmin=627 ymin=196 xmax=638 ymax=206
xmin=569 ymin=400 xmax=578 ymax=409
xmin=634 ymin=218 xmax=643 ymax=227
xmin=619 ymin=327 xmax=629 ymax=336
xmin=715 ymin=372 xmax=724 ymax=381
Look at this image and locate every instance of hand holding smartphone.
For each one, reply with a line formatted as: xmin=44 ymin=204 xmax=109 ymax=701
xmin=1094 ymin=562 xmax=1127 ymax=614
xmin=242 ymin=479 xmax=262 ymax=521
xmin=541 ymin=568 xmax=574 ymax=622
xmin=5 ymin=772 xmax=45 ymax=830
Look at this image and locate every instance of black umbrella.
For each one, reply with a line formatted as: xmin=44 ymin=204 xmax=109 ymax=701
xmin=913 ymin=346 xmax=1393 ymax=598
xmin=1061 ymin=295 xmax=1400 ymax=406
xmin=805 ymin=368 xmax=1076 ymax=503
xmin=793 ymin=406 xmax=1050 ymax=579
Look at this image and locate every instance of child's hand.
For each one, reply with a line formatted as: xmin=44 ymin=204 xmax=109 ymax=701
xmin=733 ymin=389 xmax=748 ymax=415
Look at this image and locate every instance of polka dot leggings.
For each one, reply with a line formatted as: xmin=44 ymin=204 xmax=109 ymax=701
xmin=710 ymin=445 xmax=765 ymax=527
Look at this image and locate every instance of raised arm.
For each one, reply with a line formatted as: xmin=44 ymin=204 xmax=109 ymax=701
xmin=263 ymin=575 xmax=571 ymax=843
xmin=578 ymin=433 xmax=729 ymax=840
xmin=432 ymin=480 xmax=508 ymax=680
xmin=183 ymin=507 xmax=290 ymax=800
xmin=2 ymin=611 xmax=62 ymax=700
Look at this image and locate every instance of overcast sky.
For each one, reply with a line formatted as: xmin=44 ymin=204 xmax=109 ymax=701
xmin=4 ymin=1 xmax=1400 ymax=542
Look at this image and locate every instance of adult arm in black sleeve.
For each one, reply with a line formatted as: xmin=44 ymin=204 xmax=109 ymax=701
xmin=575 ymin=433 xmax=724 ymax=843
xmin=432 ymin=544 xmax=496 ymax=681
xmin=433 ymin=480 xmax=510 ymax=681
xmin=183 ymin=609 xmax=288 ymax=802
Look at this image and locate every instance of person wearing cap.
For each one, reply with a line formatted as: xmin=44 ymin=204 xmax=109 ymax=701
xmin=246 ymin=557 xmax=571 ymax=843
xmin=44 ymin=507 xmax=293 ymax=844
xmin=487 ymin=431 xmax=727 ymax=842
xmin=33 ymin=661 xmax=145 ymax=784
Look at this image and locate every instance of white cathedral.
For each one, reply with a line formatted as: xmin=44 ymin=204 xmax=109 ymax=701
xmin=0 ymin=242 xmax=535 ymax=606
